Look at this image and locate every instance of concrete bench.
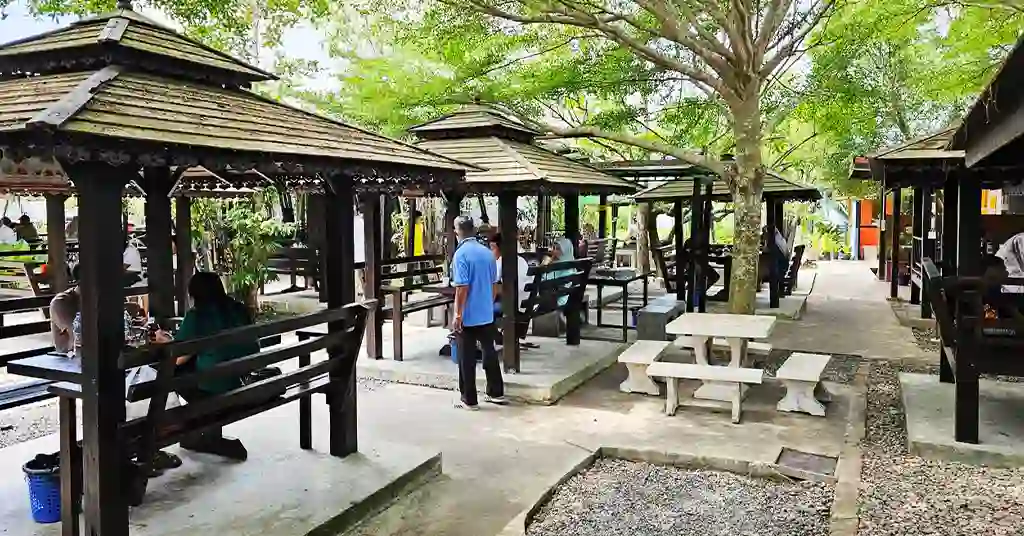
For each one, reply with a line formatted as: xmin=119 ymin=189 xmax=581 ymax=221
xmin=617 ymin=340 xmax=672 ymax=395
xmin=775 ymin=352 xmax=832 ymax=416
xmin=673 ymin=336 xmax=773 ymax=356
xmin=647 ymin=362 xmax=763 ymax=423
xmin=636 ymin=296 xmax=686 ymax=340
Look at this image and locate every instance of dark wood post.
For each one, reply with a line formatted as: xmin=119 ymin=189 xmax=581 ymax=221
xmin=766 ymin=196 xmax=781 ymax=309
xmin=687 ymin=178 xmax=703 ymax=312
xmin=957 ymin=176 xmax=982 ymax=277
xmin=921 ymin=187 xmax=934 ymax=318
xmin=910 ymin=187 xmax=923 ymax=305
xmin=942 ymin=176 xmax=958 ymax=276
xmin=175 ymin=196 xmax=193 ymax=315
xmin=67 ymin=163 xmax=130 ymax=536
xmin=45 ymin=193 xmax=68 ymax=292
xmin=673 ymin=199 xmax=685 ymax=301
xmin=890 ymin=187 xmax=902 ymax=298
xmin=306 ymin=194 xmax=327 ymax=301
xmin=563 ymin=193 xmax=581 ymax=345
xmin=142 ymin=167 xmax=175 ymax=323
xmin=536 ymin=194 xmax=550 ymax=247
xmin=362 ymin=194 xmax=383 ymax=360
xmin=405 ymin=197 xmax=417 ymax=256
xmin=324 ymin=176 xmax=357 ymax=457
xmin=499 ymin=192 xmax=520 ymax=371
xmin=382 ymin=196 xmax=397 ymax=260
xmin=877 ymin=182 xmax=887 ymax=280
xmin=598 ymin=194 xmax=608 ymax=239
xmin=853 ymin=200 xmax=862 ymax=259
xmin=444 ymin=193 xmax=464 ymax=268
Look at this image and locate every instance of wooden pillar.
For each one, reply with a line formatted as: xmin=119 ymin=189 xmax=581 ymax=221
xmin=942 ymin=177 xmax=958 ymax=276
xmin=672 ymin=199 xmax=685 ymax=301
xmin=598 ymin=194 xmax=608 ymax=239
xmin=853 ymin=200 xmax=862 ymax=259
xmin=405 ymin=198 xmax=417 ymax=257
xmin=324 ymin=176 xmax=357 ymax=457
xmin=382 ymin=196 xmax=397 ymax=260
xmin=536 ymin=194 xmax=550 ymax=247
xmin=890 ymin=187 xmax=902 ymax=298
xmin=362 ymin=194 xmax=383 ymax=360
xmin=877 ymin=182 xmax=887 ymax=280
xmin=443 ymin=194 xmax=464 ymax=268
xmin=45 ymin=193 xmax=68 ymax=292
xmin=958 ymin=176 xmax=982 ymax=277
xmin=175 ymin=197 xmax=193 ymax=315
xmin=563 ymin=193 xmax=581 ymax=345
xmin=766 ymin=196 xmax=781 ymax=309
xmin=910 ymin=187 xmax=923 ymax=305
xmin=921 ymin=188 xmax=934 ymax=318
xmin=142 ymin=167 xmax=175 ymax=323
xmin=499 ymin=193 xmax=520 ymax=371
xmin=67 ymin=163 xmax=129 ymax=536
xmin=687 ymin=179 xmax=703 ymax=312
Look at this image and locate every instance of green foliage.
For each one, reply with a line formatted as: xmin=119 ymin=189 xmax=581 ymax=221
xmin=220 ymin=205 xmax=294 ymax=299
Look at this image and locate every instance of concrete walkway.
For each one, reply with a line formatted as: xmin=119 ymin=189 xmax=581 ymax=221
xmin=767 ymin=261 xmax=934 ymax=365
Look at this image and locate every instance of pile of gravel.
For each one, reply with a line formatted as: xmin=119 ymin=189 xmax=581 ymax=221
xmin=527 ymin=458 xmax=833 ymax=536
xmin=858 ymin=362 xmax=1024 ymax=536
xmin=911 ymin=327 xmax=940 ymax=353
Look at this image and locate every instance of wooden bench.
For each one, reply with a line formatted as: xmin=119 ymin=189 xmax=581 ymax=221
xmin=781 ymin=245 xmax=806 ymax=296
xmin=518 ymin=258 xmax=593 ymax=340
xmin=922 ymin=257 xmax=1024 ymax=443
xmin=775 ymin=352 xmax=832 ymax=416
xmin=379 ymin=254 xmax=454 ymax=361
xmin=54 ymin=301 xmax=372 ymax=512
xmin=0 ymin=295 xmax=58 ymax=411
xmin=617 ymin=340 xmax=671 ymax=395
xmin=585 ymin=238 xmax=619 ymax=271
xmin=263 ymin=246 xmax=319 ymax=294
xmin=652 ymin=244 xmax=683 ymax=293
xmin=646 ymin=362 xmax=764 ymax=423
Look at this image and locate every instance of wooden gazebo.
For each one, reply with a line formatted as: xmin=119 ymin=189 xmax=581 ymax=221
xmin=408 ymin=104 xmax=637 ymax=371
xmin=0 ymin=2 xmax=475 ymax=534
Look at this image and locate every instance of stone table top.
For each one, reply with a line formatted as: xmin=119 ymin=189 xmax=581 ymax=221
xmin=665 ymin=313 xmax=776 ymax=340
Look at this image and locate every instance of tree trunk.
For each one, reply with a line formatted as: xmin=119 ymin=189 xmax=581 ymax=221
xmin=727 ymin=95 xmax=765 ymax=315
xmin=637 ymin=203 xmax=652 ymax=272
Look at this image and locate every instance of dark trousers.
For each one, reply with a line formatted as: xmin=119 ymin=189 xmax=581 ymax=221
xmin=457 ymin=322 xmax=504 ymax=405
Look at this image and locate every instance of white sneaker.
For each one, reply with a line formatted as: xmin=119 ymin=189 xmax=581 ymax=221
xmin=484 ymin=395 xmax=509 ymax=405
xmin=454 ymin=399 xmax=479 ymax=411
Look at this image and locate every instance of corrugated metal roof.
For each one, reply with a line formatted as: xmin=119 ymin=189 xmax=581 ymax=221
xmin=0 ymin=11 xmax=274 ymax=82
xmin=634 ymin=172 xmax=819 ymax=201
xmin=417 ymin=136 xmax=636 ymax=192
xmin=0 ymin=71 xmax=479 ymax=173
xmin=409 ymin=106 xmax=539 ymax=137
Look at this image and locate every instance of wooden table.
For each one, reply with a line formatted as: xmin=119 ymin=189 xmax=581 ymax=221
xmin=588 ymin=269 xmax=651 ymax=342
xmin=665 ymin=313 xmax=776 ymax=402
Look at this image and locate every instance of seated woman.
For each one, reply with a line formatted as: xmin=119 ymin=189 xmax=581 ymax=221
xmin=153 ymin=272 xmax=258 ymax=459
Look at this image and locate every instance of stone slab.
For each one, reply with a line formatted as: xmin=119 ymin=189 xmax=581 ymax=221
xmin=900 ymin=372 xmax=1024 ymax=468
xmin=0 ymin=402 xmax=441 ymax=536
xmin=666 ymin=312 xmax=777 ymax=339
xmin=357 ymin=325 xmax=626 ymax=404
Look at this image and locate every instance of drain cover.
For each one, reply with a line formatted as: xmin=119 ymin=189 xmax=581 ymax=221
xmin=776 ymin=448 xmax=838 ymax=477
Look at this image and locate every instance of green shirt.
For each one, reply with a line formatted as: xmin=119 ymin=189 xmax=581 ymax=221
xmin=176 ymin=304 xmax=259 ymax=394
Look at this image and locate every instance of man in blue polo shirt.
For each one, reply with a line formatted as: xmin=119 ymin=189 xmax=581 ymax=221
xmin=452 ymin=215 xmax=506 ymax=409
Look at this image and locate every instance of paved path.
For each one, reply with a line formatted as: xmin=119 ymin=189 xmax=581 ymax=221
xmin=768 ymin=261 xmax=934 ymax=365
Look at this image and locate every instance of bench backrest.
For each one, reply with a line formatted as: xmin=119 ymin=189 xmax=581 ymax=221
xmin=121 ymin=300 xmax=373 ymax=459
xmin=521 ymin=258 xmax=593 ymax=317
xmin=921 ymin=258 xmax=955 ymax=348
xmin=0 ymin=295 xmax=56 ymax=368
xmin=586 ymin=238 xmax=618 ymax=269
xmin=380 ymin=254 xmax=446 ymax=292
xmin=267 ymin=246 xmax=319 ymax=277
xmin=783 ymin=245 xmax=806 ymax=282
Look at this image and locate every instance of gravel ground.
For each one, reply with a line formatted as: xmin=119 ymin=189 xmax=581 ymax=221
xmin=909 ymin=327 xmax=1024 ymax=382
xmin=527 ymin=458 xmax=833 ymax=536
xmin=858 ymin=362 xmax=1024 ymax=536
xmin=0 ymin=377 xmax=390 ymax=450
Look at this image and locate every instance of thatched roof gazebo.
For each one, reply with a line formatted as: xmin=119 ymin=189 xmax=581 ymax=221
xmin=0 ymin=2 xmax=477 ymax=534
xmin=408 ymin=104 xmax=636 ymax=371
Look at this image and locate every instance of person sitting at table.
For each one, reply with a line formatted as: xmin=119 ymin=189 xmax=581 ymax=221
xmin=14 ymin=214 xmax=39 ymax=243
xmin=49 ymin=264 xmax=82 ymax=354
xmin=489 ymin=232 xmax=530 ymax=312
xmin=153 ymin=272 xmax=258 ymax=458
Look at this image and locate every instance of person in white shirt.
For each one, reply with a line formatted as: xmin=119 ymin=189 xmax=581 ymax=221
xmin=488 ymin=232 xmax=530 ymax=311
xmin=0 ymin=217 xmax=16 ymax=243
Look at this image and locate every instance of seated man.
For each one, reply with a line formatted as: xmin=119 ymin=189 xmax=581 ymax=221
xmin=488 ymin=233 xmax=535 ymax=348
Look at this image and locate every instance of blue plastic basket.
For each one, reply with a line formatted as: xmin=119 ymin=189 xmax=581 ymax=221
xmin=23 ymin=456 xmax=61 ymax=524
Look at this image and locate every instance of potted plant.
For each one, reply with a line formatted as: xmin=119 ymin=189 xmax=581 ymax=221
xmin=219 ymin=206 xmax=295 ymax=312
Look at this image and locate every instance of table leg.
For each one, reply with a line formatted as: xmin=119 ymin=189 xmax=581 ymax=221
xmin=59 ymin=397 xmax=79 ymax=536
xmin=621 ymin=285 xmax=628 ymax=342
xmin=691 ymin=335 xmax=711 ymax=365
xmin=643 ymin=276 xmax=649 ymax=307
xmin=596 ymin=285 xmax=603 ymax=327
xmin=692 ymin=336 xmax=744 ymax=403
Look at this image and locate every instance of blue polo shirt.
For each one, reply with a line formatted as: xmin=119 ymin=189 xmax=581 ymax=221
xmin=452 ymin=238 xmax=498 ymax=327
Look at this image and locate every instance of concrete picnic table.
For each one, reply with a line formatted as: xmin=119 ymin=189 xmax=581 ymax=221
xmin=665 ymin=313 xmax=776 ymax=402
